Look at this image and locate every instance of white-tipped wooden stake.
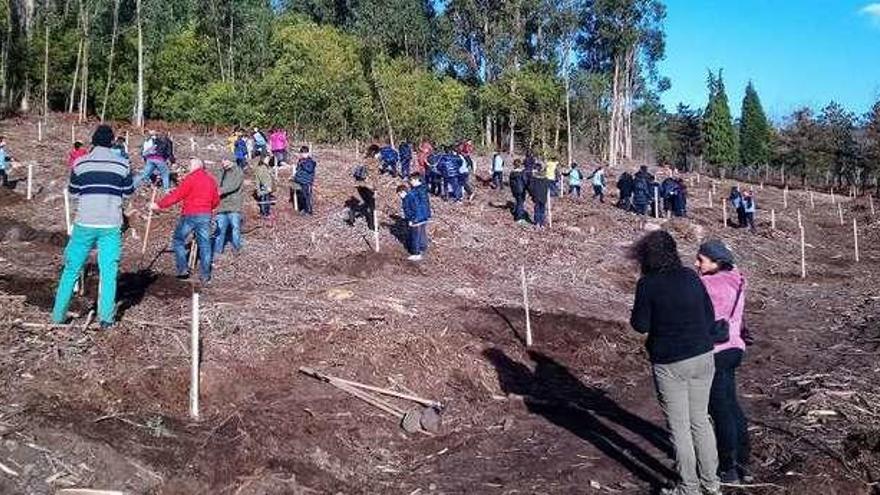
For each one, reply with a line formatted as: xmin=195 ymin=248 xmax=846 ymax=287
xmin=520 ymin=266 xmax=532 ymax=347
xmin=141 ymin=188 xmax=158 ymax=254
xmin=831 ymin=187 xmax=836 ymax=204
xmin=712 ymin=181 xmax=717 ymax=195
xmin=771 ymin=209 xmax=776 ymax=230
xmin=797 ymin=208 xmax=802 ymax=230
xmin=799 ymin=225 xmax=806 ymax=279
xmin=722 ymin=198 xmax=728 ymax=227
xmin=293 ymin=186 xmax=300 ymax=212
xmin=26 ymin=163 xmax=33 ymax=200
xmin=189 ymin=239 xmax=197 ymax=270
xmin=783 ymin=186 xmax=788 ymax=209
xmin=708 ymin=190 xmax=714 ymax=209
xmin=190 ymin=291 xmax=200 ymax=420
xmin=838 ymin=203 xmax=844 ymax=226
xmin=70 ymin=124 xmax=75 ymax=143
xmin=548 ymin=194 xmax=553 ymax=227
xmin=870 ymin=195 xmax=875 ymax=217
xmin=190 ymin=137 xmax=196 ymax=152
xmin=125 ymin=131 xmax=130 ymax=152
xmin=63 ymin=189 xmax=72 ymax=234
xmin=759 ymin=181 xmax=764 ymax=190
xmin=37 ymin=121 xmax=42 ymax=142
xmin=372 ymin=208 xmax=380 ymax=253
xmin=853 ymin=217 xmax=860 ymax=263
xmin=810 ymin=190 xmax=815 ymax=209
xmin=654 ymin=187 xmax=660 ymax=219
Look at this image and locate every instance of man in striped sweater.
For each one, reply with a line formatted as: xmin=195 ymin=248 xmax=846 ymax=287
xmin=52 ymin=125 xmax=134 ymax=328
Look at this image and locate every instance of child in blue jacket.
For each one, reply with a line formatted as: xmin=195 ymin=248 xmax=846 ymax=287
xmin=234 ymin=133 xmax=248 ymax=169
xmin=399 ymin=174 xmax=431 ymax=260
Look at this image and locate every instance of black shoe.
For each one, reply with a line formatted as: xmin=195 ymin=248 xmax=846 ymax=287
xmin=738 ymin=464 xmax=754 ymax=483
xmin=176 ymin=273 xmax=191 ymax=280
xmin=99 ymin=321 xmax=115 ymax=330
xmin=719 ymin=467 xmax=741 ymax=484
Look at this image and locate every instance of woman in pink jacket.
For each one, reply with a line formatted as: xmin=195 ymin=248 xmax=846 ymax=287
xmin=269 ymin=128 xmax=288 ymax=165
xmin=695 ymin=240 xmax=752 ymax=485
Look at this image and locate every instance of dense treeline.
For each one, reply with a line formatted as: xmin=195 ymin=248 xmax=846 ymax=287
xmin=663 ymin=71 xmax=880 ymax=189
xmin=0 ymin=0 xmax=669 ymax=162
xmin=0 ymin=0 xmax=875 ymax=187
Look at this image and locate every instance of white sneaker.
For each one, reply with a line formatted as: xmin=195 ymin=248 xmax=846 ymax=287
xmin=407 ymin=254 xmax=423 ymax=261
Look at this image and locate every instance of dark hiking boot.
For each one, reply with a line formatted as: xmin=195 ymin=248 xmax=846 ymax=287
xmin=738 ymin=464 xmax=754 ymax=483
xmin=719 ymin=466 xmax=741 ymax=484
xmin=176 ymin=272 xmax=191 ymax=280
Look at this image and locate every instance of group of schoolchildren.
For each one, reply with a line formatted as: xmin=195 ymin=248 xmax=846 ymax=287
xmin=616 ymin=165 xmax=689 ymax=218
xmin=728 ymin=186 xmax=757 ymax=232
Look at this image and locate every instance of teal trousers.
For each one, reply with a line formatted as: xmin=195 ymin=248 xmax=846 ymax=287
xmin=52 ymin=224 xmax=122 ymax=324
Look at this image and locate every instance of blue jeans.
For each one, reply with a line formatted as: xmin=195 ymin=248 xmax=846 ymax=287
xmin=172 ymin=215 xmax=213 ymax=280
xmin=570 ymin=184 xmax=581 ymax=197
xmin=135 ymin=158 xmax=170 ymax=191
xmin=236 ymin=157 xmax=247 ymax=169
xmin=400 ymin=159 xmax=411 ymax=179
xmin=409 ymin=223 xmax=428 ymax=255
xmin=258 ymin=193 xmax=272 ymax=216
xmin=448 ymin=176 xmax=462 ymax=201
xmin=213 ymin=212 xmax=242 ymax=254
xmin=513 ymin=195 xmax=527 ymax=221
xmin=534 ymin=201 xmax=546 ymax=226
xmin=492 ymin=171 xmax=503 ymax=189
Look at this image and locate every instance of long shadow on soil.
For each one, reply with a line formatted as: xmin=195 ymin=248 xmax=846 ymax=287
xmin=484 ymin=348 xmax=676 ymax=489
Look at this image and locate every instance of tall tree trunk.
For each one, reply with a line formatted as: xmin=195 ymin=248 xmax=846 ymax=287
xmin=20 ymin=0 xmax=35 ymax=112
xmin=1 ymin=5 xmax=11 ymax=106
xmin=134 ymin=0 xmax=143 ymax=127
xmin=553 ymin=112 xmax=560 ymax=151
xmin=607 ymin=55 xmax=620 ymax=166
xmin=42 ymin=13 xmax=48 ymax=118
xmin=227 ymin=9 xmax=234 ymax=83
xmin=68 ymin=39 xmax=82 ymax=114
xmin=565 ymin=58 xmax=572 ymax=166
xmin=100 ymin=0 xmax=120 ymax=121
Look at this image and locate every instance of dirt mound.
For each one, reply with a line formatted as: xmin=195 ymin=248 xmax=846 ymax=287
xmin=0 ymin=217 xmax=66 ymax=246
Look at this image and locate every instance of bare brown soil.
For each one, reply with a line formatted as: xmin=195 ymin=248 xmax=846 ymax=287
xmin=0 ymin=115 xmax=878 ymax=494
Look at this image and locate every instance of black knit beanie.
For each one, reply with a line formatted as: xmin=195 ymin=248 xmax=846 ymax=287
xmin=92 ymin=125 xmax=114 ymax=148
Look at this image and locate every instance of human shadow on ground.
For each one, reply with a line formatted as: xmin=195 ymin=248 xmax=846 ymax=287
xmin=115 ymin=270 xmax=159 ymax=319
xmin=483 ymin=348 xmax=677 ymax=489
xmin=383 ymin=214 xmax=409 ymax=251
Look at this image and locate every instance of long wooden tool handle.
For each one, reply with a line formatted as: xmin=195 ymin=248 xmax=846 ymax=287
xmin=332 ymin=380 xmax=404 ymax=418
xmin=141 ymin=187 xmax=158 ymax=254
xmin=299 ymin=367 xmax=438 ymax=408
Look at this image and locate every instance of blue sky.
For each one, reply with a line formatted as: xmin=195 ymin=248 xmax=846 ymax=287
xmin=658 ymin=0 xmax=880 ymax=122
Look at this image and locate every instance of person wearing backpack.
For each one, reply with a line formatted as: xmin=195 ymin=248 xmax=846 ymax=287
xmin=588 ymin=165 xmax=607 ymax=203
xmin=379 ymin=144 xmax=399 ymax=176
xmin=252 ymin=127 xmax=268 ymax=158
xmin=695 ymin=240 xmax=752 ymax=485
xmin=292 ymin=145 xmax=317 ymax=215
xmin=135 ymin=130 xmax=171 ymax=191
xmin=567 ymin=163 xmax=583 ymax=198
xmin=509 ymin=159 xmax=528 ymax=223
xmin=490 ymin=151 xmax=504 ymax=189
xmin=632 ymin=171 xmax=652 ymax=215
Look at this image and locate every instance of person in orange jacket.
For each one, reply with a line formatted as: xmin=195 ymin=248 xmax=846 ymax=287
xmin=150 ymin=158 xmax=220 ymax=283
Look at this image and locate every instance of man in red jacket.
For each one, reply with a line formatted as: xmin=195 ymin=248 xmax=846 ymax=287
xmin=150 ymin=158 xmax=220 ymax=282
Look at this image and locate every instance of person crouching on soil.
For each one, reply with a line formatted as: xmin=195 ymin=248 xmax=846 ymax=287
xmin=292 ymin=145 xmax=317 ymax=215
xmin=695 ymin=239 xmax=753 ymax=485
xmin=52 ymin=125 xmax=134 ymax=328
xmin=629 ymin=230 xmax=721 ymax=495
xmin=150 ymin=158 xmax=219 ymax=283
xmin=254 ymin=155 xmax=274 ymax=219
xmin=213 ymin=158 xmax=244 ymax=256
xmin=399 ymin=174 xmax=431 ymax=261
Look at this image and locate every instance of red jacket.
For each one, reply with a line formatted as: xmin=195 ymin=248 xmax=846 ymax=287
xmin=157 ymin=168 xmax=220 ymax=215
xmin=68 ymin=148 xmax=88 ymax=169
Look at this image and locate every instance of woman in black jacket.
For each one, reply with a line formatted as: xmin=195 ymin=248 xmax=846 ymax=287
xmin=629 ymin=231 xmax=721 ymax=495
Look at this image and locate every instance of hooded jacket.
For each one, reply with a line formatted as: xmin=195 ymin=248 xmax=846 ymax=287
xmin=700 ymin=268 xmax=747 ymax=353
xmin=214 ymin=165 xmax=244 ymax=213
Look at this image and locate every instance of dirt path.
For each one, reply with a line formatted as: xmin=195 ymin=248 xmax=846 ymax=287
xmin=0 ymin=115 xmax=877 ymax=494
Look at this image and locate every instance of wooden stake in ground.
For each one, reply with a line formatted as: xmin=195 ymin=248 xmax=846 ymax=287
xmin=520 ymin=266 xmax=532 ymax=347
xmin=838 ymin=203 xmax=844 ymax=226
xmin=124 ymin=131 xmax=130 ymax=152
xmin=853 ymin=217 xmax=860 ymax=263
xmin=141 ymin=188 xmax=157 ymax=254
xmin=771 ymin=209 xmax=776 ymax=230
xmin=26 ymin=163 xmax=33 ymax=200
xmin=548 ymin=194 xmax=553 ymax=227
xmin=831 ymin=187 xmax=836 ymax=204
xmin=708 ymin=190 xmax=713 ymax=209
xmin=810 ymin=190 xmax=815 ymax=209
xmin=759 ymin=181 xmax=764 ymax=190
xmin=800 ymin=225 xmax=806 ymax=279
xmin=190 ymin=291 xmax=200 ymax=420
xmin=783 ymin=186 xmax=788 ymax=209
xmin=372 ymin=208 xmax=380 ymax=253
xmin=37 ymin=121 xmax=42 ymax=142
xmin=722 ymin=197 xmax=727 ymax=227
xmin=797 ymin=209 xmax=802 ymax=230
xmin=293 ymin=186 xmax=300 ymax=212
xmin=870 ymin=195 xmax=875 ymax=217
xmin=654 ymin=187 xmax=660 ymax=219
xmin=188 ymin=239 xmax=198 ymax=271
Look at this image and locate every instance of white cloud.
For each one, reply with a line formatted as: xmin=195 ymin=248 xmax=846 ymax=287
xmin=860 ymin=3 xmax=880 ymax=20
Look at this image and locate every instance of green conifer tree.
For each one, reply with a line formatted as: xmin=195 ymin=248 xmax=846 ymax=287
xmin=739 ymin=81 xmax=771 ymax=167
xmin=703 ymin=69 xmax=738 ymax=167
